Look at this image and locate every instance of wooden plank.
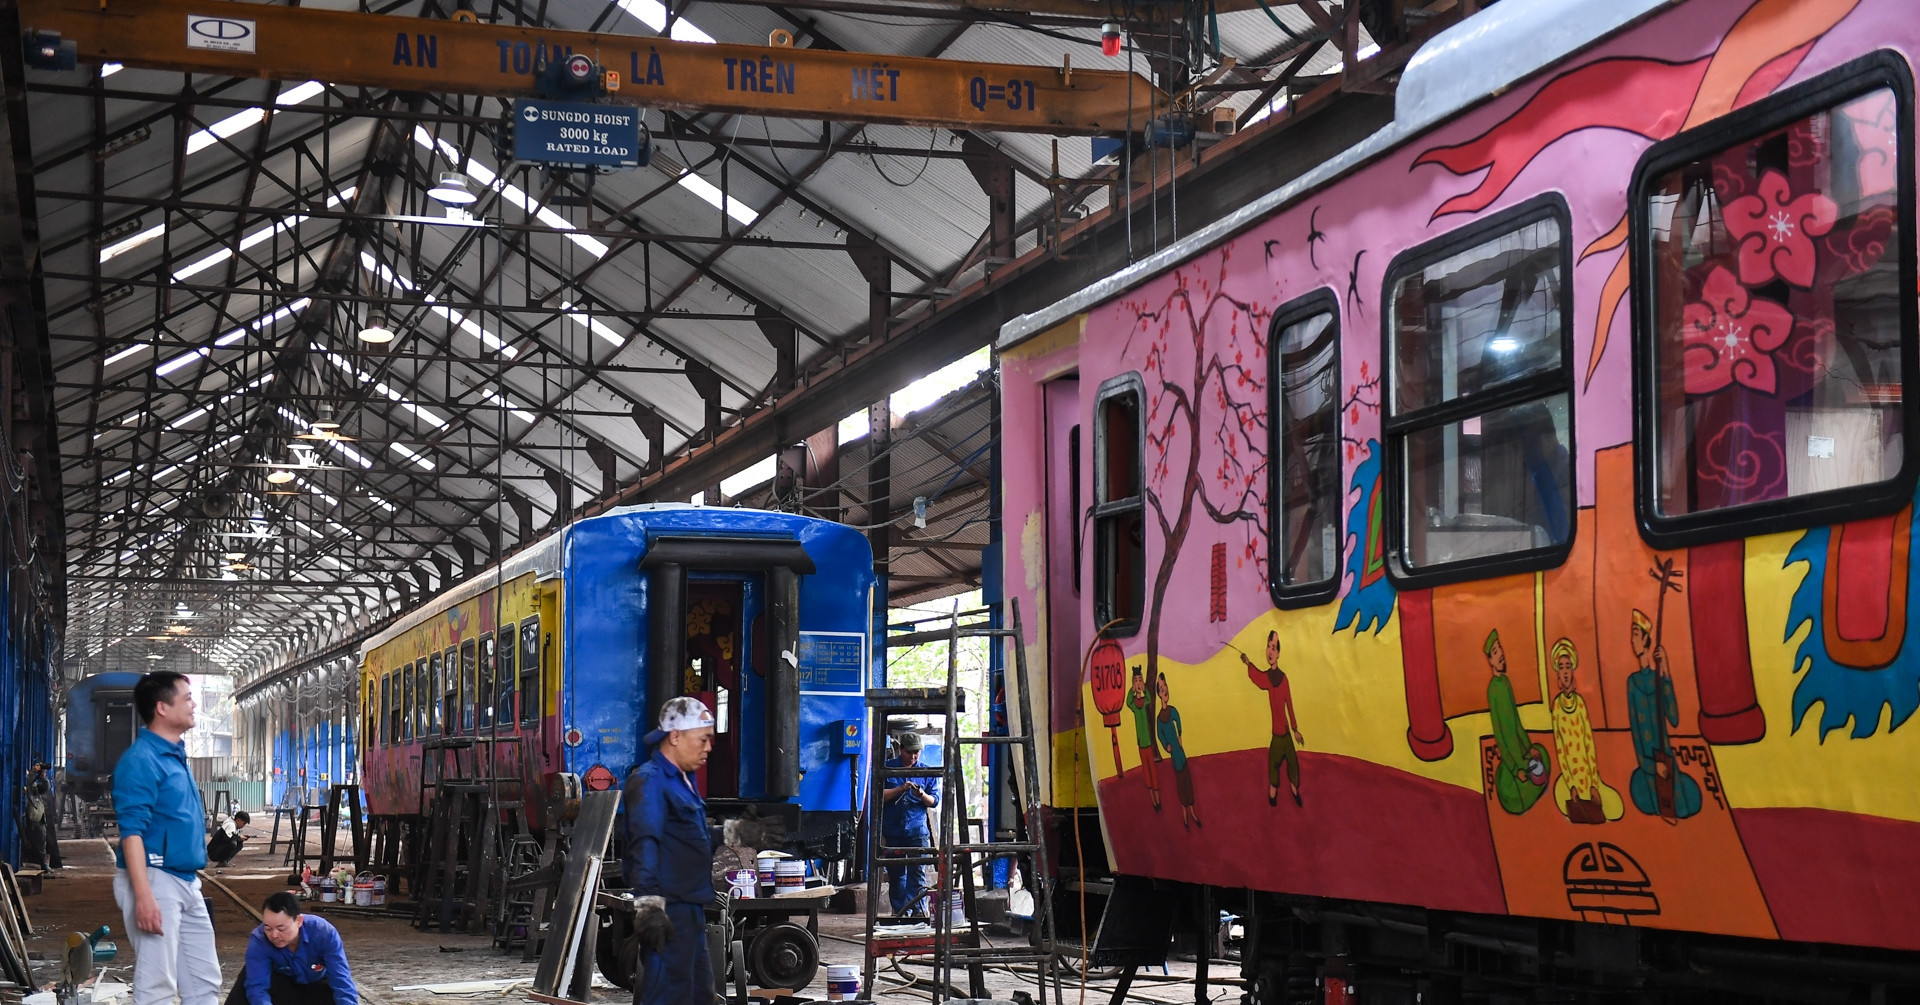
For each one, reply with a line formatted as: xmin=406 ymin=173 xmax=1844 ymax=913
xmin=532 ymin=791 xmax=620 ymax=996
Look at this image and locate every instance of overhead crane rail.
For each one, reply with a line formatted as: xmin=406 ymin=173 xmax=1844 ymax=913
xmin=20 ymin=0 xmax=1168 ymax=135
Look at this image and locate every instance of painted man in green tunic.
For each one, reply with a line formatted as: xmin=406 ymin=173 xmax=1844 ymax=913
xmin=1484 ymin=629 xmax=1548 ymax=814
xmin=1126 ymin=667 xmax=1161 ymax=811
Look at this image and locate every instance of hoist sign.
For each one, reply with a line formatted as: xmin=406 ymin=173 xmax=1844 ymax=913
xmin=513 ymin=99 xmax=643 ymax=169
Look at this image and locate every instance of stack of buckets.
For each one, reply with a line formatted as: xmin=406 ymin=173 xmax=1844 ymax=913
xmin=753 ymin=851 xmax=809 ymax=896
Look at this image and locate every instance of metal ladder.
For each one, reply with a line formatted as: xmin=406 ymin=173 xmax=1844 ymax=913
xmin=862 ymin=597 xmax=1062 ymax=1005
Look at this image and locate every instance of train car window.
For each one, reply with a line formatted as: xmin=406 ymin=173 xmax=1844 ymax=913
xmin=477 ymin=635 xmax=496 ymax=731
xmin=1269 ymin=290 xmax=1343 ymax=606
xmin=379 ymin=674 xmax=391 ymax=747
xmin=1631 ymin=54 xmax=1916 ymax=546
xmin=365 ymin=679 xmax=376 ymax=749
xmin=496 ymin=625 xmax=516 ymax=728
xmin=1384 ymin=195 xmax=1574 ymax=585
xmin=1093 ymin=374 xmax=1147 ymax=634
xmin=414 ymin=659 xmax=429 ymax=737
xmin=428 ymin=650 xmax=445 ymax=735
xmin=400 ymin=666 xmax=414 ymax=742
xmin=389 ymin=670 xmax=404 ymax=743
xmin=443 ymin=647 xmax=459 ymax=735
xmin=460 ymin=639 xmax=477 ymax=733
xmin=519 ymin=616 xmax=541 ymax=726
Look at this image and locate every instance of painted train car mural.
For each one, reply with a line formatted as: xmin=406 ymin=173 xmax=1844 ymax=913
xmin=1000 ymin=0 xmax=1920 ymax=966
xmin=358 ymin=504 xmax=876 ymax=850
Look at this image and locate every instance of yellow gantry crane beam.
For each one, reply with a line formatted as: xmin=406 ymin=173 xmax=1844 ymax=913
xmin=21 ymin=0 xmax=1169 ymax=134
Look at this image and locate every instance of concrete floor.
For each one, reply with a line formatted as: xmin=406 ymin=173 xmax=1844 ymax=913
xmin=19 ymin=832 xmax=1226 ymax=1005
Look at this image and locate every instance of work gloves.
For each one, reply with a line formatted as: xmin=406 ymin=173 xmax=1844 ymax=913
xmin=631 ymin=895 xmax=675 ymax=954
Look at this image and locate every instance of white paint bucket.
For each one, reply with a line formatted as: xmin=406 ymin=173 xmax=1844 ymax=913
xmin=825 ymin=965 xmax=860 ymax=1000
xmin=371 ymin=876 xmax=387 ymax=907
xmin=726 ymin=869 xmax=757 ymax=900
xmin=756 ymin=851 xmax=784 ymax=892
xmin=774 ymin=859 xmax=806 ymax=893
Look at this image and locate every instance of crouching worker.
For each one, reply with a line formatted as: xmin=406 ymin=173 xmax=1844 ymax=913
xmin=222 ymin=893 xmax=358 ymax=1005
xmin=207 ymin=811 xmax=250 ymax=869
xmin=621 ymin=697 xmax=716 ymax=1005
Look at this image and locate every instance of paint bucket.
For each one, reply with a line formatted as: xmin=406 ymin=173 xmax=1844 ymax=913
xmin=371 ymin=876 xmax=387 ymax=907
xmin=353 ymin=875 xmax=374 ymax=907
xmin=318 ymin=877 xmax=336 ymax=903
xmin=756 ymin=851 xmax=787 ymax=893
xmin=725 ymin=869 xmax=757 ymax=900
xmin=947 ymin=891 xmax=966 ymax=925
xmin=774 ymin=859 xmax=807 ymax=893
xmin=825 ymin=965 xmax=860 ymax=1001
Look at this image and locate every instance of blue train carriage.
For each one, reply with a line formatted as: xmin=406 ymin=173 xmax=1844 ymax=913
xmin=63 ymin=671 xmax=144 ymax=807
xmin=561 ymin=503 xmax=877 ymax=851
xmin=359 ymin=502 xmax=877 ymax=856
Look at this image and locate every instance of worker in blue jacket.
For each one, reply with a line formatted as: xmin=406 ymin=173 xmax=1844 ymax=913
xmin=223 ymin=892 xmax=359 ymax=1005
xmin=881 ymin=729 xmax=941 ymax=917
xmin=114 ymin=671 xmax=221 ymax=1005
xmin=621 ymin=696 xmax=717 ymax=1005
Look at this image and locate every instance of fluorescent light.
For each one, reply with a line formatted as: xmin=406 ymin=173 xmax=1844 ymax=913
xmin=559 ymin=301 xmax=626 ymax=346
xmin=614 ymin=0 xmax=715 ymax=43
xmin=104 ymin=343 xmax=148 ymax=366
xmin=481 ymin=389 xmax=536 ymax=423
xmin=676 ymin=171 xmax=758 ymax=226
xmin=101 ymin=62 xmax=122 ymax=77
xmin=156 ymin=347 xmax=210 ymax=377
xmin=390 ymin=442 xmax=435 ymax=471
xmin=99 ymin=223 xmax=165 ymax=263
xmin=184 ymin=82 xmax=324 ymax=156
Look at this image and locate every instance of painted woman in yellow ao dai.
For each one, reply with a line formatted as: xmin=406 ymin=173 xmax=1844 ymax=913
xmin=1548 ymin=638 xmax=1624 ymax=824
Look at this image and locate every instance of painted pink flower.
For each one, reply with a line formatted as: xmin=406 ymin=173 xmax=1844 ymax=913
xmin=1682 ymin=266 xmax=1794 ymax=395
xmin=1723 ymin=169 xmax=1836 ymax=288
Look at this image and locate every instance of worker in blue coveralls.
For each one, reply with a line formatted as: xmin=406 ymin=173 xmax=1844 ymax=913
xmin=881 ymin=730 xmax=941 ymax=918
xmin=621 ymin=696 xmax=717 ymax=1005
xmin=114 ymin=671 xmax=221 ymax=1005
xmin=222 ymin=892 xmax=358 ymax=1005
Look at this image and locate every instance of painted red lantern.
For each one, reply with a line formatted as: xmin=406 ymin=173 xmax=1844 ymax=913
xmin=1087 ymin=637 xmax=1129 ymax=777
xmin=1089 ymin=637 xmax=1128 ymax=727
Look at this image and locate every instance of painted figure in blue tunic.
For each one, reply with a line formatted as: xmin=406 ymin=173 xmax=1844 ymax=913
xmin=1155 ymin=675 xmax=1200 ymax=830
xmin=1627 ymin=609 xmax=1701 ymax=822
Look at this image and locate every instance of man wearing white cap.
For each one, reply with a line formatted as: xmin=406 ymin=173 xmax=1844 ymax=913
xmin=620 ymin=696 xmax=717 ymax=1005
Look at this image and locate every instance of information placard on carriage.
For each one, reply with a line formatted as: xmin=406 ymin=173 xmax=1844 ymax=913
xmin=512 ymin=99 xmax=643 ymax=168
xmin=797 ymin=631 xmax=864 ymax=692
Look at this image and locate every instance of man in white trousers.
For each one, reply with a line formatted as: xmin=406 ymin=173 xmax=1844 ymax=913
xmin=114 ymin=671 xmax=221 ymax=1005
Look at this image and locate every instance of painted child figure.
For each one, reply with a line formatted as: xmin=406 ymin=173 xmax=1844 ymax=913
xmin=1547 ymin=638 xmax=1623 ymax=824
xmin=1126 ymin=667 xmax=1162 ymax=811
xmin=1483 ymin=630 xmax=1548 ymax=814
xmin=1240 ymin=631 xmax=1304 ymax=806
xmin=1154 ymin=675 xmax=1200 ymax=830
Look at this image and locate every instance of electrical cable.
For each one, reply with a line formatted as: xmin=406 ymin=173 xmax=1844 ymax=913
xmin=866 ymin=130 xmax=940 ymax=188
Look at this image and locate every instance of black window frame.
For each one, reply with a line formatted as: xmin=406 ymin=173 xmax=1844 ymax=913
xmin=460 ymin=639 xmax=477 ymax=734
xmin=413 ymin=658 xmax=429 ymax=738
xmin=379 ymin=673 xmax=392 ymax=747
xmin=496 ymin=624 xmax=517 ymax=728
xmin=519 ymin=616 xmax=542 ymax=726
xmin=428 ymin=650 xmax=445 ymax=736
xmin=1092 ymin=372 xmax=1148 ymax=636
xmin=400 ymin=664 xmax=414 ymax=742
xmin=1381 ymin=193 xmax=1578 ymax=589
xmin=477 ymin=632 xmax=496 ymax=731
xmin=1268 ymin=288 xmax=1345 ymax=608
xmin=1630 ymin=50 xmax=1919 ymax=549
xmin=442 ymin=645 xmax=459 ymax=735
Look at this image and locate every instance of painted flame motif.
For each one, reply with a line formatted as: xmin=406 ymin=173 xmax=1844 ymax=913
xmin=1411 ymin=0 xmax=1861 ymax=389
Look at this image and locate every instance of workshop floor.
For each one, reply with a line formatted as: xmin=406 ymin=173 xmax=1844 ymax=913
xmin=21 ymin=832 xmax=1224 ymax=1005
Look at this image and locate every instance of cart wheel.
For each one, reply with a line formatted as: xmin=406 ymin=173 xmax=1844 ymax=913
xmin=596 ymin=912 xmax=641 ymax=990
xmin=745 ymin=922 xmax=819 ymax=991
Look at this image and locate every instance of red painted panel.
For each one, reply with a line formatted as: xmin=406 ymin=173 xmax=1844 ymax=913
xmin=1735 ymin=806 xmax=1920 ymax=951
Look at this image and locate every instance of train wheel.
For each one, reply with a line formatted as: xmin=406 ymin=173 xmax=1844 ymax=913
xmin=596 ymin=911 xmax=641 ymax=990
xmin=745 ymin=923 xmax=818 ymax=992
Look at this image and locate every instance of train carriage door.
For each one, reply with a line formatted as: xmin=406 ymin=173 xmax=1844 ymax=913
xmin=98 ymin=690 xmax=136 ymax=774
xmin=1042 ymin=378 xmax=1085 ymax=793
xmin=642 ymin=537 xmax=812 ymax=801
